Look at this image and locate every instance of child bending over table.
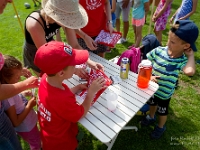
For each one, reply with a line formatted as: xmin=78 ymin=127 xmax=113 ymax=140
xmin=34 ymin=41 xmax=107 ymax=150
xmin=140 ymin=20 xmax=198 ymax=139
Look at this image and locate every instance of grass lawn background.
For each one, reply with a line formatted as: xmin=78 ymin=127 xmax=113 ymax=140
xmin=0 ymin=0 xmax=200 ymax=149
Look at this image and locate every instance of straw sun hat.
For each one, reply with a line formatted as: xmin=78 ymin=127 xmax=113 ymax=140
xmin=42 ymin=0 xmax=88 ymax=29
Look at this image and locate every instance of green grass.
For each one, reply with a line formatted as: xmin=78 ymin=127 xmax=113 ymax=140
xmin=0 ymin=0 xmax=200 ymax=150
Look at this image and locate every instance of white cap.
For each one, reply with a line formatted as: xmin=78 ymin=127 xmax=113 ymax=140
xmin=141 ymin=60 xmax=152 ymax=67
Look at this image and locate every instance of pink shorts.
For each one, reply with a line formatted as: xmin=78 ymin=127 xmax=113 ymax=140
xmin=132 ymin=17 xmax=145 ymax=27
xmin=17 ymin=124 xmax=41 ymax=150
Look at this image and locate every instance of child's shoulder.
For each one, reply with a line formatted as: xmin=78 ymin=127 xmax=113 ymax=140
xmin=153 ymin=46 xmax=167 ymax=53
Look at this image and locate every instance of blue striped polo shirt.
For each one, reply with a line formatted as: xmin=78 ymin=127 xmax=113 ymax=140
xmin=147 ymin=46 xmax=187 ymax=100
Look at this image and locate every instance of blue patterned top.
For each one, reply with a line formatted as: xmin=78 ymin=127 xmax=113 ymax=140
xmin=175 ymin=0 xmax=193 ymax=22
xmin=147 ymin=46 xmax=187 ymax=100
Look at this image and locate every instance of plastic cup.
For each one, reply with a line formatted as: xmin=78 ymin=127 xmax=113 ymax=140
xmin=105 ymin=91 xmax=118 ymax=111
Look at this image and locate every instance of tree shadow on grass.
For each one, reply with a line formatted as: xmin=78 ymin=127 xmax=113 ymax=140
xmin=78 ymin=123 xmax=107 ymax=150
xmin=109 ymin=106 xmax=199 ymax=150
xmin=78 ymin=105 xmax=198 ymax=150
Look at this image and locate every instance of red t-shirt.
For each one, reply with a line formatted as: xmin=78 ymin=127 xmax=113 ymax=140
xmin=79 ymin=0 xmax=107 ymax=37
xmin=38 ymin=74 xmax=84 ymax=150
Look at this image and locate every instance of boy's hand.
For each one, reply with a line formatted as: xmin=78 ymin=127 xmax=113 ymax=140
xmin=87 ymin=59 xmax=104 ymax=71
xmin=151 ymin=76 xmax=160 ymax=83
xmin=78 ymin=83 xmax=88 ymax=91
xmin=88 ymin=77 xmax=106 ymax=94
xmin=27 ymin=97 xmax=36 ymax=108
xmin=184 ymin=48 xmax=194 ymax=57
xmin=74 ymin=68 xmax=89 ymax=79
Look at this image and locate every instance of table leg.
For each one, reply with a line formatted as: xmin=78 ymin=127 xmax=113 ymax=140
xmin=105 ymin=126 xmax=138 ymax=150
xmin=105 ymin=134 xmax=119 ymax=150
xmin=122 ymin=126 xmax=138 ymax=131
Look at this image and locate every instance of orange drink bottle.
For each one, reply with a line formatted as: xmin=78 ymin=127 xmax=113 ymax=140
xmin=137 ymin=60 xmax=152 ymax=88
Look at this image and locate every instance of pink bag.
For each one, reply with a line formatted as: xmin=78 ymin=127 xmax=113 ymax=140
xmin=117 ymin=47 xmax=141 ymax=73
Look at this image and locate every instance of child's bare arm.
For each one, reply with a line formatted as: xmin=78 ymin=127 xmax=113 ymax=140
xmin=70 ymin=84 xmax=87 ymax=94
xmin=152 ymin=0 xmax=173 ymax=22
xmin=179 ymin=0 xmax=198 ymax=20
xmin=81 ymin=77 xmax=106 ymax=117
xmin=5 ymin=97 xmax=36 ymax=127
xmin=55 ymin=29 xmax=62 ymax=42
xmin=144 ymin=1 xmax=150 ymax=17
xmin=0 ymin=76 xmax=38 ymax=101
xmin=111 ymin=0 xmax=116 ymax=13
xmin=144 ymin=1 xmax=150 ymax=12
xmin=170 ymin=7 xmax=180 ymax=23
xmin=105 ymin=0 xmax=114 ymax=34
xmin=151 ymin=76 xmax=160 ymax=83
xmin=182 ymin=49 xmax=196 ymax=76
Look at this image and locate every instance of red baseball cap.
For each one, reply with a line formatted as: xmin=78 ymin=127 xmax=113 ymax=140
xmin=34 ymin=41 xmax=89 ymax=74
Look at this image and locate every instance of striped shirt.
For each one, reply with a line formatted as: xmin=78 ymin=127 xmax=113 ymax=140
xmin=147 ymin=46 xmax=187 ymax=100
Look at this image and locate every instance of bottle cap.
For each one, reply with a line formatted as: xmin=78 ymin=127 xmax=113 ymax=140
xmin=141 ymin=60 xmax=152 ymax=67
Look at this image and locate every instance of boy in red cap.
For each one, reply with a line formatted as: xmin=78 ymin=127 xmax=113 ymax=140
xmin=34 ymin=41 xmax=106 ymax=150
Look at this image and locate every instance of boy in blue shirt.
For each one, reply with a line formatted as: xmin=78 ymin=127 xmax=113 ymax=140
xmin=140 ymin=20 xmax=199 ymax=139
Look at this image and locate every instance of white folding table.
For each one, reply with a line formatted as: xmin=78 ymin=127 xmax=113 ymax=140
xmin=64 ymin=52 xmax=159 ymax=150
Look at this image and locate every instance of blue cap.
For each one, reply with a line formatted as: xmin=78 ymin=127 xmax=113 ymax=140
xmin=171 ymin=20 xmax=199 ymax=51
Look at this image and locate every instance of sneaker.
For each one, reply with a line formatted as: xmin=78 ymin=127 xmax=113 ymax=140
xmin=117 ymin=38 xmax=127 ymax=44
xmin=140 ymin=115 xmax=156 ymax=126
xmin=151 ymin=125 xmax=166 ymax=139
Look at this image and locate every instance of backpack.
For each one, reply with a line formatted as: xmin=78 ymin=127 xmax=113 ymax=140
xmin=141 ymin=34 xmax=160 ymax=59
xmin=116 ymin=47 xmax=150 ymax=115
xmin=117 ymin=47 xmax=141 ymax=73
